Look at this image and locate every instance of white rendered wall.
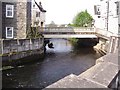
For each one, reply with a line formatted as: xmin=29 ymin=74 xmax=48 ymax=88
xmin=94 ymin=0 xmax=119 ymax=35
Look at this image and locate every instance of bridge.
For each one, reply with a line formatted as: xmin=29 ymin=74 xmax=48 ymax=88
xmin=40 ymin=27 xmax=119 ymax=54
xmin=39 ymin=27 xmax=115 ymax=40
xmin=39 ymin=27 xmax=119 ymax=89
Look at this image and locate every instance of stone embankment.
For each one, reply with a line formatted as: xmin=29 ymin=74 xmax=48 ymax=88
xmin=0 ymin=38 xmax=44 ymax=67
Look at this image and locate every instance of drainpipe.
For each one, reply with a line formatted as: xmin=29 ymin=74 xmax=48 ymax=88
xmin=106 ymin=0 xmax=109 ymax=31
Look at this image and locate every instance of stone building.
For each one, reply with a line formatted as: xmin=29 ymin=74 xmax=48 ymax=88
xmin=0 ymin=0 xmax=31 ymax=39
xmin=94 ymin=0 xmax=119 ymax=34
xmin=31 ymin=0 xmax=46 ymax=27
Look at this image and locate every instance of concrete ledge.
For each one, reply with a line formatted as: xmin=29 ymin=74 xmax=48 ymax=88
xmin=79 ymin=62 xmax=118 ymax=87
xmin=96 ymin=52 xmax=118 ymax=65
xmin=2 ymin=47 xmax=45 ymax=66
xmin=45 ymin=74 xmax=106 ymax=88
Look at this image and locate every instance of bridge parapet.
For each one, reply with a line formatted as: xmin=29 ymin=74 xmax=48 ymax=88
xmin=39 ymin=27 xmax=95 ymax=34
xmin=95 ymin=28 xmax=117 ymax=40
xmin=73 ymin=27 xmax=95 ymax=32
xmin=39 ymin=27 xmax=119 ymax=40
xmin=41 ymin=27 xmax=73 ymax=32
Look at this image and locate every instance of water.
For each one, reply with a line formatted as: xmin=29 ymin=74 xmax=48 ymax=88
xmin=2 ymin=39 xmax=103 ymax=88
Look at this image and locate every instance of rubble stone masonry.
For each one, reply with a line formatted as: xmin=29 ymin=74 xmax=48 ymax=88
xmin=0 ymin=1 xmax=2 ymax=39
xmin=16 ymin=1 xmax=31 ymax=39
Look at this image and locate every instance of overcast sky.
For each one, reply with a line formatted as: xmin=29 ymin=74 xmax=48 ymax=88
xmin=37 ymin=0 xmax=100 ymax=24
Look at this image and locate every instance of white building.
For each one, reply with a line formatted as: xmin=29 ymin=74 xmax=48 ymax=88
xmin=31 ymin=0 xmax=46 ymax=27
xmin=118 ymin=1 xmax=120 ymax=34
xmin=94 ymin=0 xmax=120 ymax=35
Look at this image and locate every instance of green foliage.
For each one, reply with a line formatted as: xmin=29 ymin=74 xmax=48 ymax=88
xmin=68 ymin=23 xmax=74 ymax=27
xmin=73 ymin=10 xmax=93 ymax=27
xmin=27 ymin=27 xmax=43 ymax=39
xmin=69 ymin=38 xmax=79 ymax=46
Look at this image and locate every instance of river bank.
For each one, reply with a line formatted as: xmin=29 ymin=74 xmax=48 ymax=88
xmin=2 ymin=39 xmax=103 ymax=88
xmin=0 ymin=38 xmax=44 ymax=67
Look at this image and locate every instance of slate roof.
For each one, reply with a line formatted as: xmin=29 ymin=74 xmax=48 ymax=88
xmin=34 ymin=0 xmax=46 ymax=12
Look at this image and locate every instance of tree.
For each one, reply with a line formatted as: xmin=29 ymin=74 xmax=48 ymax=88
xmin=72 ymin=10 xmax=93 ymax=27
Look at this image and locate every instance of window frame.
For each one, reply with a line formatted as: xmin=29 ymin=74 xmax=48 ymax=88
xmin=6 ymin=27 xmax=14 ymax=38
xmin=6 ymin=4 xmax=14 ymax=18
xmin=116 ymin=2 xmax=119 ymax=15
xmin=94 ymin=5 xmax=101 ymax=15
xmin=36 ymin=11 xmax=40 ymax=17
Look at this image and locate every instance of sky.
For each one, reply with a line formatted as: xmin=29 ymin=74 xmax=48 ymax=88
xmin=37 ymin=0 xmax=100 ymax=24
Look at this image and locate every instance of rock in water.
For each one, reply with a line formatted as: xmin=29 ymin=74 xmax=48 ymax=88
xmin=48 ymin=43 xmax=54 ymax=48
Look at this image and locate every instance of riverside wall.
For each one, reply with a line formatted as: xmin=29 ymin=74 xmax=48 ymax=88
xmin=0 ymin=38 xmax=44 ymax=67
xmin=94 ymin=35 xmax=119 ymax=55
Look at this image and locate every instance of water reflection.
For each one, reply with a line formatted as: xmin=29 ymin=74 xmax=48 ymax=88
xmin=46 ymin=39 xmax=72 ymax=53
xmin=2 ymin=39 xmax=103 ymax=88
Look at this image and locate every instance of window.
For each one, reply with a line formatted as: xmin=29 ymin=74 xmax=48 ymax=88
xmin=6 ymin=27 xmax=13 ymax=38
xmin=94 ymin=5 xmax=101 ymax=15
xmin=36 ymin=12 xmax=40 ymax=17
xmin=115 ymin=1 xmax=120 ymax=15
xmin=6 ymin=5 xmax=14 ymax=18
xmin=33 ymin=4 xmax=35 ymax=8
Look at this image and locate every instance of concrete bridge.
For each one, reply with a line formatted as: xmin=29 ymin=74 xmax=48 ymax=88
xmin=39 ymin=27 xmax=115 ymax=40
xmin=40 ymin=27 xmax=119 ymax=54
xmin=39 ymin=27 xmax=119 ymax=89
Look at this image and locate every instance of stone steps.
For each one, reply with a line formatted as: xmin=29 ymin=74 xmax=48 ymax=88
xmin=78 ymin=62 xmax=118 ymax=87
xmin=45 ymin=74 xmax=106 ymax=88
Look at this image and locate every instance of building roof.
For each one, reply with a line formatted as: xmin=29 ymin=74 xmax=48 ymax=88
xmin=34 ymin=0 xmax=46 ymax=12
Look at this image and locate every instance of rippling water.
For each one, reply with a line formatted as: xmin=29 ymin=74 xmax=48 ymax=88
xmin=2 ymin=39 xmax=103 ymax=88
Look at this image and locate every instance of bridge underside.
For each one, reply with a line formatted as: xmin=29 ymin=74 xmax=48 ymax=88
xmin=43 ymin=34 xmax=98 ymax=38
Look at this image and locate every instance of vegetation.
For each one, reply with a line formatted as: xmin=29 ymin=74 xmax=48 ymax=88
xmin=72 ymin=10 xmax=93 ymax=27
xmin=69 ymin=38 xmax=79 ymax=46
xmin=68 ymin=10 xmax=94 ymax=46
xmin=27 ymin=26 xmax=43 ymax=39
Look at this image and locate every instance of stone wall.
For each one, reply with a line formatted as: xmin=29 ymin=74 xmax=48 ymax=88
xmin=94 ymin=36 xmax=119 ymax=54
xmin=0 ymin=1 xmax=2 ymax=39
xmin=0 ymin=2 xmax=2 ymax=87
xmin=1 ymin=38 xmax=44 ymax=54
xmin=1 ymin=37 xmax=44 ymax=66
xmin=16 ymin=1 xmax=31 ymax=39
xmin=108 ymin=36 xmax=119 ymax=53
